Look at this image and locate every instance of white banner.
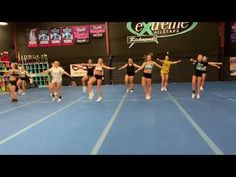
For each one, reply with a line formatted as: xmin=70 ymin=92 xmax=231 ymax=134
xmin=70 ymin=64 xmax=87 ymax=77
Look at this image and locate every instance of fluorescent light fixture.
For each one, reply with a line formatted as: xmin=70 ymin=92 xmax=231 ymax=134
xmin=0 ymin=22 xmax=8 ymax=26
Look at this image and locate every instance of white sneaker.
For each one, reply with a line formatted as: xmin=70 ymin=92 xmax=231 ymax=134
xmin=57 ymin=98 xmax=62 ymax=102
xmin=91 ymin=91 xmax=94 ymax=97
xmin=82 ymin=86 xmax=87 ymax=93
xmin=200 ymin=86 xmax=204 ymax=91
xmin=130 ymin=89 xmax=134 ymax=93
xmin=21 ymin=92 xmax=26 ymax=96
xmin=146 ymin=95 xmax=151 ymax=100
xmin=126 ymin=89 xmax=129 ymax=93
xmin=161 ymin=87 xmax=164 ymax=91
xmin=164 ymin=88 xmax=167 ymax=92
xmin=88 ymin=92 xmax=94 ymax=100
xmin=18 ymin=90 xmax=22 ymax=95
xmin=52 ymin=97 xmax=56 ymax=102
xmin=192 ymin=93 xmax=196 ymax=99
xmin=96 ymin=97 xmax=103 ymax=102
xmin=54 ymin=92 xmax=58 ymax=97
xmin=196 ymin=95 xmax=200 ymax=99
xmin=50 ymin=93 xmax=53 ymax=97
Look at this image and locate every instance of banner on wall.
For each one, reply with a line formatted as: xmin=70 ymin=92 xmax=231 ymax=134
xmin=126 ymin=22 xmax=198 ymax=48
xmin=90 ymin=24 xmax=105 ymax=38
xmin=27 ymin=29 xmax=38 ymax=48
xmin=231 ymin=23 xmax=236 ymax=43
xmin=73 ymin=26 xmax=90 ymax=43
xmin=38 ymin=29 xmax=50 ymax=47
xmin=70 ymin=64 xmax=87 ymax=77
xmin=50 ymin=28 xmax=61 ymax=46
xmin=61 ymin=27 xmax=74 ymax=46
xmin=230 ymin=57 xmax=236 ymax=76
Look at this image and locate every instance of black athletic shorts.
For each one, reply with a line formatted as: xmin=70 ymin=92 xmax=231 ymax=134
xmin=95 ymin=74 xmax=103 ymax=80
xmin=142 ymin=73 xmax=152 ymax=79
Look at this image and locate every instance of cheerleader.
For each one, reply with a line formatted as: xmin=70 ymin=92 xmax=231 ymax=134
xmin=81 ymin=59 xmax=96 ymax=93
xmin=135 ymin=53 xmax=162 ymax=100
xmin=17 ymin=65 xmax=29 ymax=95
xmin=157 ymin=55 xmax=181 ymax=91
xmin=41 ymin=61 xmax=72 ymax=102
xmin=8 ymin=63 xmax=19 ymax=102
xmin=87 ymin=58 xmax=115 ymax=101
xmin=118 ymin=58 xmax=140 ymax=93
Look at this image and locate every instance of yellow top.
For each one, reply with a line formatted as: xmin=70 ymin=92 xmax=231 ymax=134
xmin=161 ymin=60 xmax=172 ymax=74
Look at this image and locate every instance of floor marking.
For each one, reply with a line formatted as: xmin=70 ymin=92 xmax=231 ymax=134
xmin=0 ymin=96 xmax=84 ymax=145
xmin=210 ymin=91 xmax=236 ymax=104
xmin=167 ymin=92 xmax=224 ymax=155
xmin=90 ymin=93 xmax=128 ymax=155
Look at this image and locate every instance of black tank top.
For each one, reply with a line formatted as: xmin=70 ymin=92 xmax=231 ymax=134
xmin=87 ymin=65 xmax=95 ymax=77
xmin=126 ymin=64 xmax=135 ymax=75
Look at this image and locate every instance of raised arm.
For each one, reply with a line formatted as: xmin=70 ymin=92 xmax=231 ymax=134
xmin=102 ymin=64 xmax=115 ymax=70
xmin=118 ymin=64 xmax=128 ymax=70
xmin=153 ymin=62 xmax=163 ymax=69
xmin=133 ymin=63 xmax=141 ymax=68
xmin=135 ymin=62 xmax=145 ymax=73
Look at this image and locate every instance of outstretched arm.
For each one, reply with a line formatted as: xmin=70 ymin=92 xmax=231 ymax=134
xmin=118 ymin=64 xmax=128 ymax=70
xmin=41 ymin=69 xmax=50 ymax=75
xmin=153 ymin=62 xmax=163 ymax=69
xmin=135 ymin=63 xmax=145 ymax=73
xmin=171 ymin=60 xmax=182 ymax=64
xmin=102 ymin=64 xmax=115 ymax=70
xmin=156 ymin=58 xmax=164 ymax=63
xmin=208 ymin=63 xmax=221 ymax=69
xmin=63 ymin=71 xmax=72 ymax=77
xmin=133 ymin=63 xmax=141 ymax=68
xmin=208 ymin=62 xmax=222 ymax=65
xmin=190 ymin=58 xmax=197 ymax=63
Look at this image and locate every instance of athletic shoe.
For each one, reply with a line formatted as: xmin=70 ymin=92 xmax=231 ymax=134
xmin=89 ymin=92 xmax=93 ymax=100
xmin=196 ymin=95 xmax=200 ymax=99
xmin=52 ymin=97 xmax=56 ymax=102
xmin=82 ymin=86 xmax=87 ymax=93
xmin=91 ymin=91 xmax=94 ymax=97
xmin=126 ymin=89 xmax=129 ymax=93
xmin=164 ymin=88 xmax=167 ymax=92
xmin=18 ymin=90 xmax=22 ymax=95
xmin=50 ymin=93 xmax=53 ymax=97
xmin=200 ymin=86 xmax=204 ymax=91
xmin=192 ymin=93 xmax=196 ymax=99
xmin=54 ymin=92 xmax=58 ymax=96
xmin=21 ymin=92 xmax=26 ymax=96
xmin=96 ymin=97 xmax=103 ymax=102
xmin=161 ymin=87 xmax=164 ymax=91
xmin=146 ymin=95 xmax=151 ymax=100
xmin=145 ymin=95 xmax=148 ymax=100
xmin=57 ymin=98 xmax=62 ymax=102
xmin=130 ymin=89 xmax=134 ymax=93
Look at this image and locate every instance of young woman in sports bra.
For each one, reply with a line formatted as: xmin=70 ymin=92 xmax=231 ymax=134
xmin=17 ymin=65 xmax=29 ymax=95
xmin=118 ymin=58 xmax=140 ymax=93
xmin=41 ymin=61 xmax=72 ymax=102
xmin=87 ymin=58 xmax=115 ymax=101
xmin=135 ymin=53 xmax=163 ymax=100
xmin=81 ymin=59 xmax=96 ymax=93
xmin=157 ymin=55 xmax=181 ymax=91
xmin=8 ymin=63 xmax=19 ymax=102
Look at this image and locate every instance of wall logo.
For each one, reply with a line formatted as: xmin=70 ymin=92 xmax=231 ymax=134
xmin=127 ymin=22 xmax=198 ymax=48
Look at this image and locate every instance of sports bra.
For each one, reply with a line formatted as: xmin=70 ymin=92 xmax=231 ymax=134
xmin=144 ymin=63 xmax=153 ymax=69
xmin=95 ymin=65 xmax=103 ymax=71
xmin=9 ymin=70 xmax=19 ymax=77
